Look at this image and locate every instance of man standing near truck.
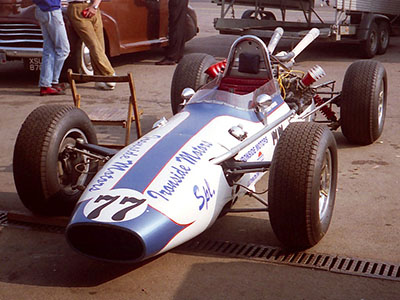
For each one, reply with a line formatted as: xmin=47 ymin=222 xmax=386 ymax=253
xmin=32 ymin=0 xmax=70 ymax=96
xmin=156 ymin=0 xmax=189 ymax=65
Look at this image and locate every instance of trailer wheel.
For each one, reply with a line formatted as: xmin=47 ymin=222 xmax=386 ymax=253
xmin=340 ymin=60 xmax=387 ymax=145
xmin=377 ymin=21 xmax=390 ymax=55
xmin=268 ymin=122 xmax=337 ymax=250
xmin=13 ymin=105 xmax=98 ymax=216
xmin=170 ymin=53 xmax=216 ymax=114
xmin=360 ymin=22 xmax=378 ymax=58
xmin=241 ymin=9 xmax=276 ymax=20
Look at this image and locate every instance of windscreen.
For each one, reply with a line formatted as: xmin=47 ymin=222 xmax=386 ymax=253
xmin=187 ymin=77 xmax=279 ymax=110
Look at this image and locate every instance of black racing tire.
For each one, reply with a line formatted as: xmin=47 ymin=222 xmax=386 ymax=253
xmin=377 ymin=21 xmax=390 ymax=55
xmin=340 ymin=60 xmax=387 ymax=145
xmin=13 ymin=105 xmax=98 ymax=216
xmin=360 ymin=22 xmax=378 ymax=58
xmin=170 ymin=53 xmax=216 ymax=114
xmin=268 ymin=122 xmax=338 ymax=249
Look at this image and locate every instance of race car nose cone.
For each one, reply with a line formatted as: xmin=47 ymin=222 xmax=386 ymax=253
xmin=66 ymin=223 xmax=145 ymax=262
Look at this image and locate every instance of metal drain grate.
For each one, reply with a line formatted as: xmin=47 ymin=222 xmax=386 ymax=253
xmin=177 ymin=239 xmax=400 ymax=282
xmin=1 ymin=210 xmax=399 ymax=281
xmin=0 ymin=211 xmax=7 ymax=225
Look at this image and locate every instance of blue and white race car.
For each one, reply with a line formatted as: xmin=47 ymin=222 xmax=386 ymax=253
xmin=13 ymin=28 xmax=387 ymax=263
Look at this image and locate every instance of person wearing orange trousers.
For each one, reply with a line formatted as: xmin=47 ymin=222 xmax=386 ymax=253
xmin=67 ymin=0 xmax=115 ymax=90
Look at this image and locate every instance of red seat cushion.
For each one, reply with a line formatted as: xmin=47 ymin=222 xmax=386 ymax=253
xmin=218 ymin=77 xmax=268 ymax=95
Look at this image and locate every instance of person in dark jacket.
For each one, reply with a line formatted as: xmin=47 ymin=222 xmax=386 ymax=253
xmin=156 ymin=0 xmax=188 ymax=65
xmin=32 ymin=0 xmax=70 ymax=95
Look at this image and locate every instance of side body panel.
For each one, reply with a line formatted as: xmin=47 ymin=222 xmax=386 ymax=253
xmin=67 ymin=94 xmax=291 ymax=261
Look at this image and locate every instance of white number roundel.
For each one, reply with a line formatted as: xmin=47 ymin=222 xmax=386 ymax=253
xmin=83 ymin=189 xmax=148 ymax=223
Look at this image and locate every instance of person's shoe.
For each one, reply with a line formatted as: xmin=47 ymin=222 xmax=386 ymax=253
xmin=95 ymin=82 xmax=115 ymax=90
xmin=40 ymin=86 xmax=65 ymax=96
xmin=155 ymin=58 xmax=176 ymax=65
xmin=52 ymin=82 xmax=67 ymax=92
xmin=105 ymin=81 xmax=116 ymax=89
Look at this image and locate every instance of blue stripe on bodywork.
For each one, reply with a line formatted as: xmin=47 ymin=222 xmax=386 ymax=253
xmin=130 ymin=205 xmax=192 ymax=257
xmin=113 ymin=96 xmax=284 ymax=192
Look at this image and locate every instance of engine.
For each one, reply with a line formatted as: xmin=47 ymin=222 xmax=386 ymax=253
xmin=279 ymin=65 xmax=326 ymax=114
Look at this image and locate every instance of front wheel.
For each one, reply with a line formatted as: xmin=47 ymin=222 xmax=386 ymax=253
xmin=13 ymin=105 xmax=98 ymax=216
xmin=170 ymin=53 xmax=216 ymax=114
xmin=268 ymin=122 xmax=338 ymax=249
xmin=340 ymin=60 xmax=387 ymax=145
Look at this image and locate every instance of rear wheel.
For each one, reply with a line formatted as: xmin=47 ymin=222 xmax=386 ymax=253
xmin=268 ymin=122 xmax=337 ymax=249
xmin=170 ymin=53 xmax=216 ymax=114
xmin=13 ymin=105 xmax=98 ymax=216
xmin=241 ymin=9 xmax=275 ymax=20
xmin=377 ymin=21 xmax=390 ymax=55
xmin=340 ymin=60 xmax=387 ymax=145
xmin=360 ymin=22 xmax=378 ymax=58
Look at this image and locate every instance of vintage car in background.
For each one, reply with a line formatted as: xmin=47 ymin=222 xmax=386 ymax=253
xmin=0 ymin=0 xmax=198 ymax=74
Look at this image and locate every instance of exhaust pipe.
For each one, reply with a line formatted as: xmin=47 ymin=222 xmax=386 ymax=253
xmin=267 ymin=27 xmax=284 ymax=54
xmin=291 ymin=28 xmax=320 ymax=59
xmin=275 ymin=28 xmax=320 ymax=62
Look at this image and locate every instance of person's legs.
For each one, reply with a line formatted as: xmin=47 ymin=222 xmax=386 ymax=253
xmin=67 ymin=4 xmax=114 ymax=76
xmin=91 ymin=8 xmax=115 ymax=88
xmin=46 ymin=9 xmax=70 ymax=85
xmin=167 ymin=0 xmax=188 ymax=61
xmin=156 ymin=0 xmax=188 ymax=65
xmin=35 ymin=7 xmax=55 ymax=88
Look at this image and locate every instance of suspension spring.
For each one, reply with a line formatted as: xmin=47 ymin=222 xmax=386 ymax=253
xmin=314 ymin=94 xmax=337 ymax=122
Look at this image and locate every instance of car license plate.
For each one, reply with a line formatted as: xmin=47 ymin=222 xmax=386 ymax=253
xmin=27 ymin=57 xmax=42 ymax=71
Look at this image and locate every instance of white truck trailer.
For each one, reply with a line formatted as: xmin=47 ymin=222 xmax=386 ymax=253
xmin=213 ymin=0 xmax=400 ymax=57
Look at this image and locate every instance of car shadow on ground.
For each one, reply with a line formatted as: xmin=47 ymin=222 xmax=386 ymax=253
xmin=332 ymin=131 xmax=381 ymax=150
xmin=0 ymin=213 xmax=278 ymax=288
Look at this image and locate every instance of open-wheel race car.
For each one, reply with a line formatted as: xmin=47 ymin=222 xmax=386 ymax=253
xmin=13 ymin=27 xmax=387 ymax=263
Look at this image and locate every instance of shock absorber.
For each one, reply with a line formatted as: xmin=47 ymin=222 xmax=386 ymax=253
xmin=205 ymin=59 xmax=227 ymax=78
xmin=314 ymin=94 xmax=337 ymax=122
xmin=299 ymin=65 xmax=326 ymax=90
xmin=299 ymin=65 xmax=337 ymax=122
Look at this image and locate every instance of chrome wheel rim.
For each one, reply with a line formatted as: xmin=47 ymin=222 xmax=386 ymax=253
xmin=378 ymin=81 xmax=385 ymax=130
xmin=380 ymin=28 xmax=389 ymax=49
xmin=370 ymin=31 xmax=378 ymax=53
xmin=58 ymin=129 xmax=90 ymax=195
xmin=81 ymin=42 xmax=93 ymax=75
xmin=319 ymin=149 xmax=333 ymax=221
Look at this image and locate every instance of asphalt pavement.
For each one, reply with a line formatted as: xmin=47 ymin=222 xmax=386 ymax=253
xmin=0 ymin=1 xmax=400 ymax=299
